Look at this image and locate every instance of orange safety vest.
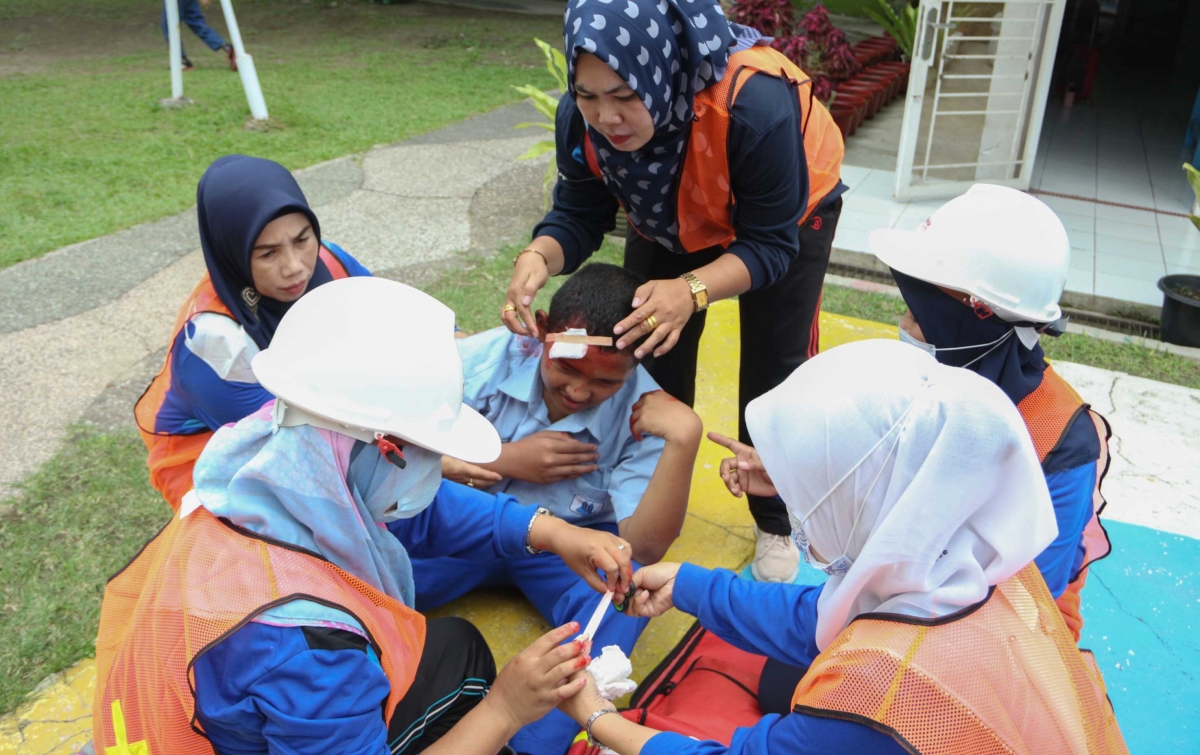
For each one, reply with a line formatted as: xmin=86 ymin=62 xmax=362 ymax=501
xmin=583 ymin=45 xmax=845 ymax=253
xmin=135 ymin=246 xmax=350 ymax=510
xmin=791 ymin=564 xmax=1129 ymax=755
xmin=93 ymin=506 xmax=425 ymax=755
xmin=1015 ymin=364 xmax=1113 ymax=640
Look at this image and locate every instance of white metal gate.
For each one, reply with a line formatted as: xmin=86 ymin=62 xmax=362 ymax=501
xmin=894 ymin=0 xmax=1067 ymax=200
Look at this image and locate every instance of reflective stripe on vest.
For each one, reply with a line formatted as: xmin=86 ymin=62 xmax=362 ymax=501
xmin=134 ymin=247 xmax=350 ymax=510
xmin=791 ymin=564 xmax=1130 ymax=755
xmin=1016 ymin=365 xmax=1112 ymax=577
xmin=583 ymin=46 xmax=844 ymax=253
xmin=93 ymin=507 xmax=424 ymax=755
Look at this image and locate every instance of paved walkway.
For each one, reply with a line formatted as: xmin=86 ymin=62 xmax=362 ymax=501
xmin=1 ymin=97 xmax=1199 ymax=753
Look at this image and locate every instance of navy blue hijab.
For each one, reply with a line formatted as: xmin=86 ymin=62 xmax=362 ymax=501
xmin=891 ymin=268 xmax=1047 ymax=405
xmin=196 ymin=155 xmax=330 ymax=350
xmin=564 ymin=0 xmax=763 ymax=251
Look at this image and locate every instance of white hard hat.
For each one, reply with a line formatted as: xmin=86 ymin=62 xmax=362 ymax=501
xmin=251 ymin=277 xmax=501 ymax=463
xmin=868 ymin=184 xmax=1069 ymax=323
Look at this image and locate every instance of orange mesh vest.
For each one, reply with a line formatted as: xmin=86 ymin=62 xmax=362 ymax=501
xmin=791 ymin=564 xmax=1129 ymax=755
xmin=583 ymin=46 xmax=845 ymax=252
xmin=1016 ymin=365 xmax=1113 ymax=640
xmin=93 ymin=507 xmax=425 ymax=755
xmin=135 ymin=247 xmax=349 ymax=510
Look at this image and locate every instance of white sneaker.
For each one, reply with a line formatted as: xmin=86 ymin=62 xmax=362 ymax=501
xmin=750 ymin=527 xmax=800 ymax=583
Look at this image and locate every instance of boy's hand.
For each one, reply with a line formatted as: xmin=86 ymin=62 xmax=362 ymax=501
xmin=441 ymin=456 xmax=503 ymax=488
xmin=708 ymin=432 xmax=777 ymax=498
xmin=531 ymin=516 xmax=633 ymax=595
xmin=505 ymin=431 xmax=599 ymax=484
xmin=630 ymin=390 xmax=702 ymax=445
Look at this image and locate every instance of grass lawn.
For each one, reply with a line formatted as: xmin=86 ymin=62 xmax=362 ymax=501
xmin=0 ymin=0 xmax=559 ymax=268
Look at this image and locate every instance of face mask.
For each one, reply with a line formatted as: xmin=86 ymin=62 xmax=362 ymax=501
xmin=786 ymin=401 xmax=911 ymax=578
xmin=898 ymin=326 xmax=936 ymax=357
xmin=348 ymin=442 xmax=442 ymax=522
xmin=898 ymin=324 xmax=1015 ymax=369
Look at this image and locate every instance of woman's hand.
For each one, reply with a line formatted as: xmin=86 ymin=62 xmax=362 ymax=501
xmin=503 ymin=251 xmax=552 ymax=337
xmin=613 ymin=278 xmax=695 ymax=359
xmin=532 ymin=516 xmax=633 ymax=595
xmin=441 ymin=456 xmax=503 ymax=489
xmin=627 ymin=562 xmax=681 ymax=618
xmin=486 ymin=623 xmax=593 ymax=730
xmin=708 ymin=432 xmax=778 ymax=498
xmin=557 ymin=668 xmax=615 ymax=726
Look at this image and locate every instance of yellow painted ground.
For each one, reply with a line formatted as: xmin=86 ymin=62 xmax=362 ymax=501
xmin=0 ymin=306 xmax=895 ymax=755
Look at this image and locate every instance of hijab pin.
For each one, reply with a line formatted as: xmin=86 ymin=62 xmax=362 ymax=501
xmin=374 ymin=432 xmax=407 ymax=469
xmin=241 ymin=287 xmax=261 ymax=318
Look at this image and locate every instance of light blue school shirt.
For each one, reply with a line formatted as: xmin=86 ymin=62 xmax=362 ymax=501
xmin=458 ymin=327 xmax=666 ymax=528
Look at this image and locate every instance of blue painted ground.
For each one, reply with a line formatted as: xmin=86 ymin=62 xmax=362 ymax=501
xmin=740 ymin=520 xmax=1200 ymax=752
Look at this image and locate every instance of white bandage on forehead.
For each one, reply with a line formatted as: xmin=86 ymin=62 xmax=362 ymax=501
xmin=546 ymin=328 xmax=614 ymax=360
xmin=548 ymin=328 xmax=590 ymax=360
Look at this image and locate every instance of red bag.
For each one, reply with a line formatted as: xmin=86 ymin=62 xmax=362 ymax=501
xmin=567 ymin=623 xmax=767 ymax=754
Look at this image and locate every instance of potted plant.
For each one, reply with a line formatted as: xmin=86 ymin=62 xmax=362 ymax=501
xmin=1155 ymin=163 xmax=1200 ymax=347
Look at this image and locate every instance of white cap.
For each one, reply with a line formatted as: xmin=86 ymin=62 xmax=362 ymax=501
xmin=868 ymin=184 xmax=1070 ymax=324
xmin=251 ymin=277 xmax=501 ymax=463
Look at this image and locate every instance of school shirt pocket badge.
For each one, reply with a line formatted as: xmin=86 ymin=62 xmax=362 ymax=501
xmin=569 ymin=488 xmax=610 ymax=517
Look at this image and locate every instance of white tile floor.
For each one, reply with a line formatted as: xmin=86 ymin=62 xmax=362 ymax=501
xmin=833 ymin=68 xmax=1200 ymax=307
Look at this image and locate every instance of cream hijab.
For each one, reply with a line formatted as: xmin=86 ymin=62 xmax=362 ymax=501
xmin=745 ymin=339 xmax=1058 ymax=650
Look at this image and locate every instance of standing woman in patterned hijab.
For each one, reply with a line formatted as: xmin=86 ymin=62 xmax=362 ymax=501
xmin=500 ymin=0 xmax=846 ymax=583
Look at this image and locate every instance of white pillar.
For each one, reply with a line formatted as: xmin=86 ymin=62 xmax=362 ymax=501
xmin=217 ymin=0 xmax=269 ymax=120
xmin=164 ymin=0 xmax=183 ymax=100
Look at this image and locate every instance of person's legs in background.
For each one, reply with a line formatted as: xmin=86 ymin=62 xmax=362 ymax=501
xmin=738 ymin=197 xmax=840 ymax=582
xmin=180 ymin=0 xmax=228 ymax=51
xmin=506 ymin=539 xmax=649 ymax=755
xmin=386 ymin=617 xmax=498 ymax=755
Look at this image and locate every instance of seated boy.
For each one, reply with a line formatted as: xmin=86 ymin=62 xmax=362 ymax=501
xmin=411 ymin=263 xmax=702 ymax=755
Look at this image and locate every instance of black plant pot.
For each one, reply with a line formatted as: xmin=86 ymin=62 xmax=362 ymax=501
xmin=1157 ymin=274 xmax=1200 ymax=348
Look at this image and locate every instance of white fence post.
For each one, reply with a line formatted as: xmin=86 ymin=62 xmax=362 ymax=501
xmin=164 ymin=0 xmax=184 ymax=100
xmin=218 ymin=0 xmax=269 ymax=120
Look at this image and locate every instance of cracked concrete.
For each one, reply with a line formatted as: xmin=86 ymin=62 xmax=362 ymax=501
xmin=0 ymin=99 xmax=551 ymax=499
xmin=1053 ymin=362 xmax=1200 ymax=540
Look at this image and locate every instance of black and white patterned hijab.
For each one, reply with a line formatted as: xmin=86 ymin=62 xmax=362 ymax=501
xmin=564 ymin=0 xmax=763 ymax=251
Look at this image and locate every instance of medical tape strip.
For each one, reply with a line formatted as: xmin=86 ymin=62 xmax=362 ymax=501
xmin=547 ymin=328 xmax=613 ymax=360
xmin=577 ymin=590 xmax=613 ymax=642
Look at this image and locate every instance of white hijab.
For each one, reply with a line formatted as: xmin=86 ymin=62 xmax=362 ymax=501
xmin=745 ymin=339 xmax=1057 ymax=650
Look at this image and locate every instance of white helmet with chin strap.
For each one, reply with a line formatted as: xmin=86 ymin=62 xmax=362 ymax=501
xmin=868 ymin=184 xmax=1070 ymax=327
xmin=251 ymin=276 xmax=501 ymax=465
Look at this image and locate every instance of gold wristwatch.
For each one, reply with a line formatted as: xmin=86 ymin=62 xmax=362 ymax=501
xmin=680 ymin=271 xmax=709 ymax=312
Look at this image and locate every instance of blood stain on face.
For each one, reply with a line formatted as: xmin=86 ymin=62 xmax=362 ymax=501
xmin=539 ymin=340 xmax=636 ymax=423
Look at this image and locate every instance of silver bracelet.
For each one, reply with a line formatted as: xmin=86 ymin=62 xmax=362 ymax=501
xmin=525 ymin=506 xmax=553 ymax=555
xmin=585 ymin=708 xmax=619 ymax=747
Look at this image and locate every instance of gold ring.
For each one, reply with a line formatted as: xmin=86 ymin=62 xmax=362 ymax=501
xmin=617 ymin=544 xmax=626 ymax=551
xmin=502 ymin=303 xmax=517 ymax=313
xmin=644 ymin=315 xmax=659 ymax=332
